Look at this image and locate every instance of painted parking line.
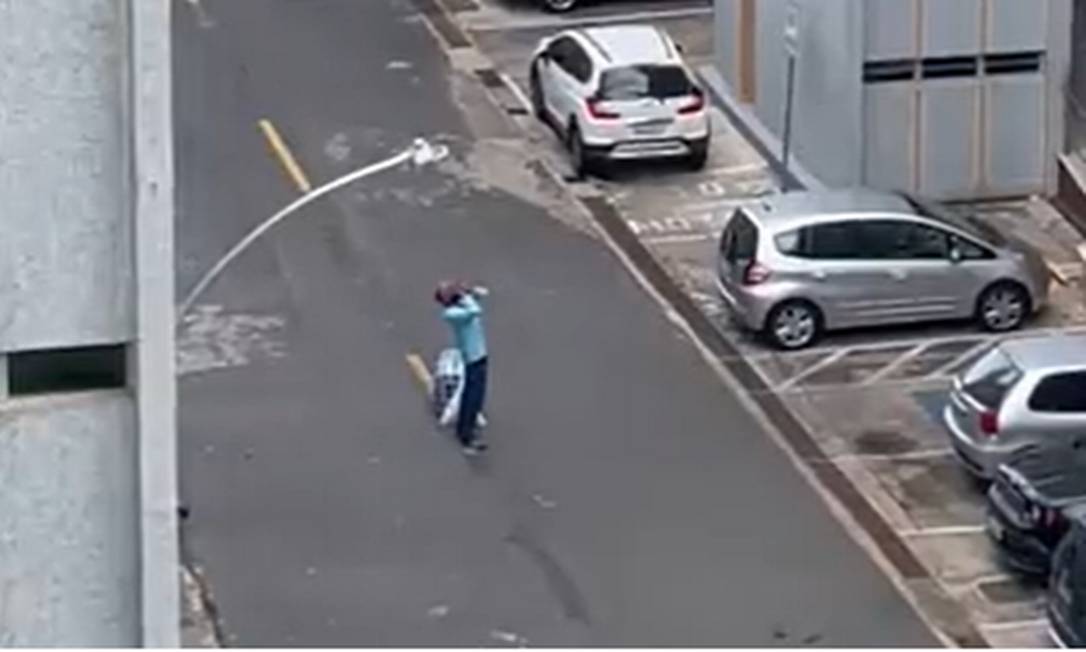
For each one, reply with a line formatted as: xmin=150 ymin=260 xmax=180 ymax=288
xmin=978 ymin=618 xmax=1050 ymax=632
xmin=899 ymin=524 xmax=988 ymax=538
xmin=258 ymin=119 xmax=312 ymax=194
xmin=773 ymin=348 xmax=849 ymax=392
xmin=405 ymin=352 xmax=434 ymax=395
xmin=499 ymin=71 xmax=533 ymax=114
xmin=833 ymin=448 xmax=954 ymax=465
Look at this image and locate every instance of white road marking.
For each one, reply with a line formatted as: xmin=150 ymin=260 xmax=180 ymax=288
xmin=467 ymin=6 xmax=712 ymax=33
xmin=859 ymin=342 xmax=930 ymax=386
xmin=924 ymin=339 xmax=994 ymax=380
xmin=977 ymin=618 xmax=1049 ymax=632
xmin=499 ymin=72 xmax=533 ymax=115
xmin=641 ymin=233 xmax=713 ymax=245
xmin=833 ymin=448 xmax=953 ymax=465
xmin=774 ymin=348 xmax=850 ymax=392
xmin=700 ymin=162 xmax=770 ymax=177
xmin=899 ymin=525 xmax=987 ymax=537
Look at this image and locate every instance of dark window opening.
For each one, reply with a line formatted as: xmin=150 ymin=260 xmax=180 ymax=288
xmin=922 ymin=56 xmax=979 ymax=80
xmin=984 ymin=51 xmax=1044 ymax=76
xmin=864 ymin=59 xmax=915 ymax=83
xmin=8 ymin=345 xmax=127 ymax=397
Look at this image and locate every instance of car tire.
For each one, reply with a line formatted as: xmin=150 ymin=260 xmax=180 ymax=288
xmin=529 ymin=65 xmax=547 ymax=123
xmin=764 ymin=300 xmax=823 ymax=351
xmin=685 ymin=143 xmax=709 ymax=171
xmin=542 ymin=0 xmax=577 ymax=12
xmin=976 ymin=281 xmax=1031 ymax=333
xmin=568 ymin=124 xmax=591 ymax=178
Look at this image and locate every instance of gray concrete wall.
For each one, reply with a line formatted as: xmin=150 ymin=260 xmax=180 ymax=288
xmin=0 ymin=393 xmax=139 ymax=647
xmin=751 ymin=0 xmax=864 ymax=187
xmin=713 ymin=0 xmax=739 ymax=94
xmin=0 ymin=0 xmax=177 ymax=645
xmin=0 ymin=0 xmax=134 ymax=352
xmin=1066 ymin=0 xmax=1086 ymax=155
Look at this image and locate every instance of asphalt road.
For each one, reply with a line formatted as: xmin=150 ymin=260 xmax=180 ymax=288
xmin=173 ymin=0 xmax=937 ymax=646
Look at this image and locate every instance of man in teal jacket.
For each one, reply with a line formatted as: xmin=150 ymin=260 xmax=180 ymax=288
xmin=435 ymin=281 xmax=489 ymax=455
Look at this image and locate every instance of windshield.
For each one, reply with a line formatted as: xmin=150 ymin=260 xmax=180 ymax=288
xmin=898 ymin=193 xmax=1007 ymax=247
xmin=599 ymin=65 xmax=694 ymax=101
xmin=961 ymin=346 xmax=1023 ymax=409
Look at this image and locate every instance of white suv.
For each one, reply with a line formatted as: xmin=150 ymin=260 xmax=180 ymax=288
xmin=529 ymin=25 xmax=711 ymax=176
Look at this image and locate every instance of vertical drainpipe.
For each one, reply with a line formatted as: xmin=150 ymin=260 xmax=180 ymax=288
xmin=127 ymin=0 xmax=181 ymax=646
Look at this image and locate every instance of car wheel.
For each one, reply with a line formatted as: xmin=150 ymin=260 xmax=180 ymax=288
xmin=529 ymin=65 xmax=547 ymax=122
xmin=976 ymin=282 xmax=1030 ymax=332
xmin=765 ymin=300 xmax=822 ymax=351
xmin=542 ymin=0 xmax=577 ymax=12
xmin=568 ymin=124 xmax=590 ymax=178
xmin=685 ymin=143 xmax=708 ymax=171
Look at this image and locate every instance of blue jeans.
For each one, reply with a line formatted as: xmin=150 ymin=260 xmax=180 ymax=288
xmin=457 ymin=357 xmax=488 ymax=445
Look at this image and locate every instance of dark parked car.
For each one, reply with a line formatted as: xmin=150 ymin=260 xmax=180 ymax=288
xmin=987 ymin=445 xmax=1086 ymax=576
xmin=1048 ymin=508 xmax=1086 ymax=647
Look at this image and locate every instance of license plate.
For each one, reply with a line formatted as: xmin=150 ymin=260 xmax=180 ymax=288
xmin=988 ymin=515 xmax=1005 ymax=540
xmin=632 ymin=118 xmax=672 ymax=134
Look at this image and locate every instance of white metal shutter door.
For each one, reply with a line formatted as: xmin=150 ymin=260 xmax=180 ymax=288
xmin=984 ymin=74 xmax=1045 ymax=195
xmin=862 ymin=84 xmax=916 ymax=192
xmin=919 ymin=82 xmax=979 ymax=197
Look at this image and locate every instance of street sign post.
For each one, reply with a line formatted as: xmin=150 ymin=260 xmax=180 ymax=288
xmin=782 ymin=0 xmax=800 ymax=177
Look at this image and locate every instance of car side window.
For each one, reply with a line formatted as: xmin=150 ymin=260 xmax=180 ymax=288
xmin=547 ymin=37 xmax=575 ymax=72
xmin=566 ymin=43 xmax=593 ymax=84
xmin=807 ymin=222 xmax=862 ymax=259
xmin=775 ymin=223 xmax=859 ymax=259
xmin=1028 ymin=372 xmax=1086 ymax=413
xmin=855 ymin=220 xmax=949 ymax=260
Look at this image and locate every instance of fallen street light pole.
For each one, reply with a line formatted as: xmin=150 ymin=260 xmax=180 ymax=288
xmin=176 ymin=138 xmax=449 ymax=322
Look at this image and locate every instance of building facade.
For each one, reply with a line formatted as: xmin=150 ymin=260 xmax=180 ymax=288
xmin=0 ymin=1 xmax=179 ymax=645
xmin=712 ymin=0 xmax=1074 ymax=199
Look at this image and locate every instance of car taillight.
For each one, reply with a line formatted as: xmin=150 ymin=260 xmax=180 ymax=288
xmin=678 ymin=89 xmax=705 ymax=115
xmin=743 ymin=262 xmax=772 ymax=286
xmin=1044 ymin=507 xmax=1064 ymax=529
xmin=586 ymin=99 xmax=620 ymax=120
xmin=979 ymin=410 xmax=999 ymax=437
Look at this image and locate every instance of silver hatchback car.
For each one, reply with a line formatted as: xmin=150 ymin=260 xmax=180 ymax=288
xmin=944 ymin=335 xmax=1086 ymax=479
xmin=715 ymin=189 xmax=1051 ymax=350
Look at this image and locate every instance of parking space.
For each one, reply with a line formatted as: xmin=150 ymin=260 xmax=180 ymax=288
xmin=430 ymin=0 xmax=1086 ymax=644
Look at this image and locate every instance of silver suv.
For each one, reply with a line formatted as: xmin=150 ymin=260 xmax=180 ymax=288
xmin=715 ymin=189 xmax=1051 ymax=350
xmin=944 ymin=335 xmax=1086 ymax=479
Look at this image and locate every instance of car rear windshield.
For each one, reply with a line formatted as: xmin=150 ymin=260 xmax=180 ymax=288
xmin=899 ymin=193 xmax=1007 ymax=247
xmin=598 ymin=65 xmax=694 ymax=101
xmin=719 ymin=210 xmax=759 ymax=263
xmin=961 ymin=346 xmax=1023 ymax=409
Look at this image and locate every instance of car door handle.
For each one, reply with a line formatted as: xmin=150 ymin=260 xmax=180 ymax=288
xmin=888 ymin=269 xmax=908 ymax=281
xmin=810 ymin=270 xmax=828 ymax=281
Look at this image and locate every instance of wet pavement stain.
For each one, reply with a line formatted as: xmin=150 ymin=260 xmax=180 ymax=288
xmin=854 ymin=429 xmax=919 ymax=456
xmin=976 ymin=577 xmax=1045 ymax=605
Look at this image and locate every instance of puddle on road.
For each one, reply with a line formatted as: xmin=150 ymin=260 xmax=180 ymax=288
xmin=854 ymin=429 xmax=919 ymax=456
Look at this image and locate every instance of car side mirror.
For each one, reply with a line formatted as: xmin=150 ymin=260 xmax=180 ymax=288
xmin=949 ymin=247 xmax=963 ymax=264
xmin=676 ymin=43 xmax=685 ymax=54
